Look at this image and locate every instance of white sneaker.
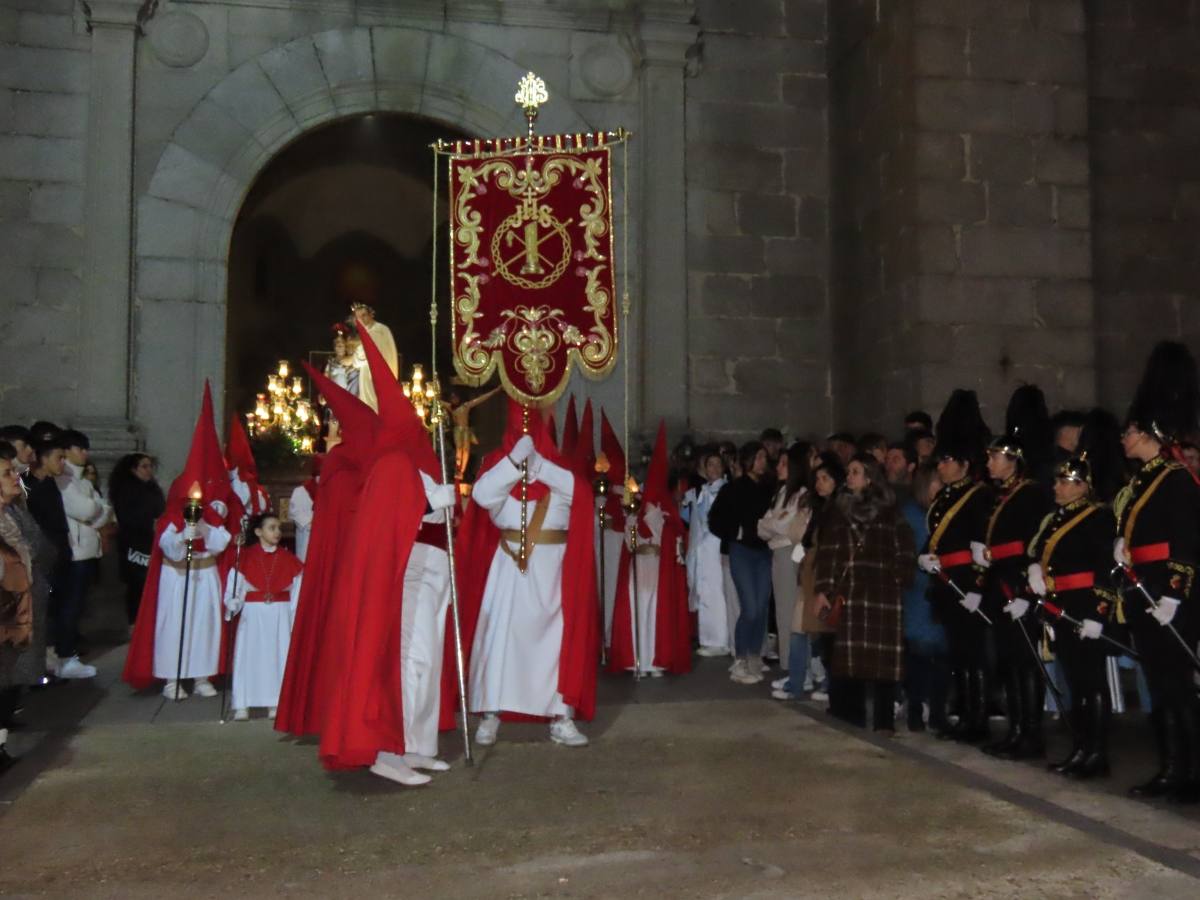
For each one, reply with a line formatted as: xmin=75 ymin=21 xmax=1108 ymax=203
xmin=163 ymin=680 xmax=188 ymax=700
xmin=802 ymin=677 xmax=815 ymax=692
xmin=733 ymin=670 xmax=764 ymax=685
xmin=771 ymin=689 xmax=795 ymax=701
xmin=771 ymin=676 xmax=790 ymax=691
xmin=192 ymin=678 xmax=217 ymax=698
xmin=402 ymin=753 xmax=450 ymax=772
xmin=696 ymin=646 xmax=728 ymax=657
xmin=56 ymin=656 xmax=96 ymax=680
xmin=809 ymin=656 xmax=827 ymax=683
xmin=475 ymin=714 xmax=500 ymax=746
xmin=549 ymin=717 xmax=588 ymax=747
xmin=370 ymin=758 xmax=431 ymax=787
xmin=729 ymin=658 xmax=749 ymax=681
xmin=233 ymin=708 xmax=249 ymax=721
xmin=648 ymin=668 xmax=665 ymax=678
xmin=810 ymin=689 xmax=829 ymax=702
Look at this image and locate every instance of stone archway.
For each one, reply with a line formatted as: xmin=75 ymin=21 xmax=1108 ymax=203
xmin=134 ymin=26 xmax=595 ymax=473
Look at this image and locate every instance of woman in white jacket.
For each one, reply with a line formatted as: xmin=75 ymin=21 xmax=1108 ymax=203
xmin=756 ymin=443 xmax=813 ymax=687
xmin=682 ymin=450 xmax=729 ymax=656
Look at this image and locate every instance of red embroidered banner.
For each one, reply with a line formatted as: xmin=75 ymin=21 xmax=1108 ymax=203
xmin=447 ymin=145 xmax=617 ymax=404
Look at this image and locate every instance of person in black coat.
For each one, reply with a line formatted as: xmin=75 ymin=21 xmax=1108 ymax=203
xmin=1027 ymin=454 xmax=1119 ymax=780
xmin=109 ymin=454 xmax=166 ymax=624
xmin=708 ymin=441 xmax=775 ymax=685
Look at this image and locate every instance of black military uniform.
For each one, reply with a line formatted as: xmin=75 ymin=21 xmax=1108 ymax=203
xmin=980 ymin=472 xmax=1051 ymax=758
xmin=925 ymin=474 xmax=993 ymax=741
xmin=1115 ymin=455 xmax=1200 ymax=800
xmin=1030 ymin=493 xmax=1119 ymax=779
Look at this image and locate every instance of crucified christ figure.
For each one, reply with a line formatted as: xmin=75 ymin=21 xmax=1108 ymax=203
xmin=450 ymin=385 xmax=502 ymax=481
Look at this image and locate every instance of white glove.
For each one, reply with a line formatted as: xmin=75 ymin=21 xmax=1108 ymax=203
xmin=643 ymin=503 xmax=666 ymax=541
xmin=1027 ymin=563 xmax=1046 ymax=597
xmin=1152 ymin=595 xmax=1181 ymax=626
xmin=225 ymin=595 xmax=244 ymax=618
xmin=509 ymin=435 xmax=535 ymax=465
xmin=427 ymin=483 xmax=457 ymax=511
xmin=959 ymin=591 xmax=982 ymax=614
xmin=1113 ymin=537 xmax=1127 ymax=567
xmin=209 ymin=499 xmax=228 ymax=520
xmin=791 ymin=543 xmax=807 ymax=564
xmin=182 ymin=524 xmax=199 ymax=542
xmin=970 ymin=541 xmax=990 ymax=569
xmin=918 ymin=553 xmax=941 ymax=574
xmin=1004 ymin=597 xmax=1030 ymax=620
xmin=1079 ymin=618 xmax=1103 ymax=640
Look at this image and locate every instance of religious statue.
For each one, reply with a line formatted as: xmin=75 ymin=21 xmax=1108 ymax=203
xmin=350 ymin=303 xmax=399 ymax=412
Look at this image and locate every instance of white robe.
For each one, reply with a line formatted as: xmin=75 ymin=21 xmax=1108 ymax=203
xmin=623 ymin=509 xmax=665 ymax=674
xmin=399 ymin=506 xmax=451 ymax=757
xmin=468 ymin=455 xmax=574 ymax=718
xmin=685 ymin=480 xmax=731 ymax=652
xmin=224 ymin=550 xmax=301 ymax=710
xmin=153 ymin=522 xmax=231 ymax=680
xmin=596 ymin=484 xmax=625 ymax=647
xmin=288 ymin=483 xmax=314 ymax=562
xmin=352 ymin=320 xmax=398 ymax=412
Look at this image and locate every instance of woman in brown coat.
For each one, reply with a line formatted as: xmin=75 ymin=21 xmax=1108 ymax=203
xmin=813 ymin=454 xmax=916 ymax=733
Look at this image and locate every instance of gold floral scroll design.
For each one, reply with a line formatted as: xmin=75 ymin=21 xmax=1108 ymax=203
xmin=449 ymin=148 xmax=617 ymax=404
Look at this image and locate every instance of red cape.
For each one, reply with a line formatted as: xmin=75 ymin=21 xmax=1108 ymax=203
xmin=123 ymin=382 xmax=232 ymax=690
xmin=455 ymin=400 xmax=599 ymax=721
xmin=275 ymin=362 xmax=378 ymax=737
xmin=607 ymin=422 xmax=691 ymax=674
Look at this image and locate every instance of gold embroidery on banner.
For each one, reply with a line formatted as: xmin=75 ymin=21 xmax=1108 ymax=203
xmin=449 ymin=149 xmax=616 ymax=402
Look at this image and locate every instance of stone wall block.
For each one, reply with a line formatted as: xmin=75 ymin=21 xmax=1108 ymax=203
xmin=0 ymin=266 xmax=35 ymax=306
xmin=697 ymin=273 xmax=756 ymax=317
xmin=372 ymin=27 xmax=431 ymax=85
xmin=1054 ymin=86 xmax=1088 ymax=136
xmin=36 ymin=268 xmax=79 ymax=308
xmin=17 ymin=11 xmax=88 ymax=51
xmin=688 ymin=187 xmax=739 ymax=236
xmin=1034 ymin=279 xmax=1093 ymax=328
xmin=702 ymin=34 xmax=826 ymax=76
xmin=969 ymin=133 xmax=1034 ymax=183
xmin=30 ymin=184 xmax=82 ymax=225
xmin=687 ymin=235 xmax=766 ymax=274
xmin=0 ymin=135 xmax=82 ymax=182
xmin=915 ymin=78 xmax=1015 ymax=132
xmin=781 ymin=74 xmax=826 ymax=110
xmin=914 ymin=26 xmax=967 ymax=78
xmin=257 ymin=39 xmax=336 ymax=127
xmin=136 ymin=197 xmax=206 ymax=259
xmin=148 ymin=143 xmax=226 ymax=212
xmin=733 ymin=358 xmax=795 ymax=395
xmin=915 ymin=0 xmax=1031 ymax=27
xmin=1034 ymin=0 xmax=1087 ymax=33
xmin=783 ymin=148 xmax=830 ymax=197
xmin=689 ymin=356 xmax=736 ymax=394
xmin=689 ymin=316 xmax=778 ymax=357
xmin=1011 ymin=85 xmax=1056 ymax=134
xmin=690 ymin=143 xmax=783 ymax=192
xmin=764 ymin=236 xmax=825 ymax=275
xmin=171 ymin=97 xmax=259 ymax=172
xmin=915 ymin=133 xmax=966 ymax=180
xmin=916 ymin=180 xmax=986 ymax=224
xmin=697 ymin=0 xmax=785 ymax=36
xmin=12 ymin=91 xmax=86 ymax=138
xmin=697 ymin=102 xmax=824 ymax=149
xmin=313 ymin=29 xmax=376 ymax=112
xmin=137 ymin=258 xmax=197 ymax=302
xmin=1034 ymin=140 xmax=1089 ymax=185
xmin=736 ymin=192 xmax=797 ymax=237
xmin=208 ymin=61 xmax=296 ymax=144
xmin=916 ymin=275 xmax=1038 ymax=325
xmin=690 ymin=69 xmax=781 ymax=105
xmin=959 ymin=226 xmax=1090 ymax=278
xmin=1054 ymin=186 xmax=1090 ymax=228
xmin=775 ymin=318 xmax=828 ymax=363
xmin=988 ymin=184 xmax=1054 ymax=225
xmin=0 ymin=180 xmax=30 ymax=219
xmin=968 ymin=27 xmax=1086 ymax=85
xmin=0 ymin=46 xmax=87 ymax=93
xmin=753 ymin=274 xmax=826 ymax=318
xmin=784 ymin=0 xmax=828 ymax=40
xmin=916 ymin=225 xmax=959 ymax=273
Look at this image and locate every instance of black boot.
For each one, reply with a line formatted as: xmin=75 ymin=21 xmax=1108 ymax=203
xmin=1129 ymin=708 xmax=1178 ymax=798
xmin=1003 ymin=665 xmax=1045 ymax=760
xmin=984 ymin=669 xmax=1023 ymax=757
xmin=1069 ymin=691 xmax=1111 ymax=779
xmin=1050 ymin=697 xmax=1088 ymax=775
xmin=958 ymin=667 xmax=990 ymax=743
xmin=1169 ymin=703 xmax=1200 ymax=804
xmin=936 ymin=668 xmax=969 ymax=740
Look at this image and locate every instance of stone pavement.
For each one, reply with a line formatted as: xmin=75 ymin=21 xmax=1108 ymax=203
xmin=3 ymin=638 xmax=1200 ymax=898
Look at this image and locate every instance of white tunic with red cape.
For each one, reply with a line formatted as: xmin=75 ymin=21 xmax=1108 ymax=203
xmin=225 ymin=542 xmax=303 ymax=710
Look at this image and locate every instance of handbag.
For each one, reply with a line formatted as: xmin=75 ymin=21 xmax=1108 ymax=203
xmin=0 ymin=542 xmax=33 ymax=649
xmin=821 ymin=595 xmax=845 ymax=629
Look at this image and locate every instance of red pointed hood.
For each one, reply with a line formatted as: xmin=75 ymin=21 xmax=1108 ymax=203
xmin=302 ymin=362 xmax=378 ymax=471
xmin=599 ymin=408 xmax=626 ymax=486
xmin=167 ymin=381 xmax=230 ymax=511
xmin=641 ymin=420 xmax=676 ymax=516
xmin=225 ymin=414 xmax=258 ymax=481
xmin=547 ymin=412 xmax=559 ymax=448
xmin=561 ymin=396 xmax=579 ymax=457
xmin=576 ymin=399 xmax=595 ymax=475
xmin=357 ymin=324 xmax=440 ymax=479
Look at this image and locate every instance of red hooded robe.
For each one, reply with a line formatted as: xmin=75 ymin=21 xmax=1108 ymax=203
xmin=560 ymin=395 xmax=579 ymax=458
xmin=123 ymin=383 xmax=233 ymax=690
xmin=319 ymin=326 xmax=445 ymax=768
xmin=608 ymin=421 xmax=691 ymax=674
xmin=455 ymin=398 xmax=599 ymax=721
xmin=274 ymin=366 xmax=379 ymax=737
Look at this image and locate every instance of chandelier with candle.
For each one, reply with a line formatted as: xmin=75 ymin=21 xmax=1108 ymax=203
xmin=246 ymin=359 xmax=319 ymax=454
xmin=401 ymin=364 xmax=447 ymax=433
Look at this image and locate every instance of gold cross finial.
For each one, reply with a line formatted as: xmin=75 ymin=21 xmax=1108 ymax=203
xmin=515 ymin=72 xmax=548 ymax=114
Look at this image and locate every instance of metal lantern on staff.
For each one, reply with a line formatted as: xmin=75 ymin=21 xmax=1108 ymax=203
xmin=441 ymin=75 xmax=631 ymax=747
xmin=173 ymin=484 xmax=204 ymax=702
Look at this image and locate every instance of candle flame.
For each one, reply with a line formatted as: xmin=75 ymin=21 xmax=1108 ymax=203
xmin=595 ymin=452 xmax=611 ymax=475
xmin=188 ymin=482 xmax=202 ymax=501
xmin=625 ymin=476 xmax=639 ymax=495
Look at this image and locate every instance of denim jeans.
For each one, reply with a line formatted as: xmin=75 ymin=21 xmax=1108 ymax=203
xmin=786 ymin=632 xmax=810 ymax=692
xmin=54 ymin=558 xmax=96 ymax=658
xmin=729 ymin=543 xmax=772 ymax=658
